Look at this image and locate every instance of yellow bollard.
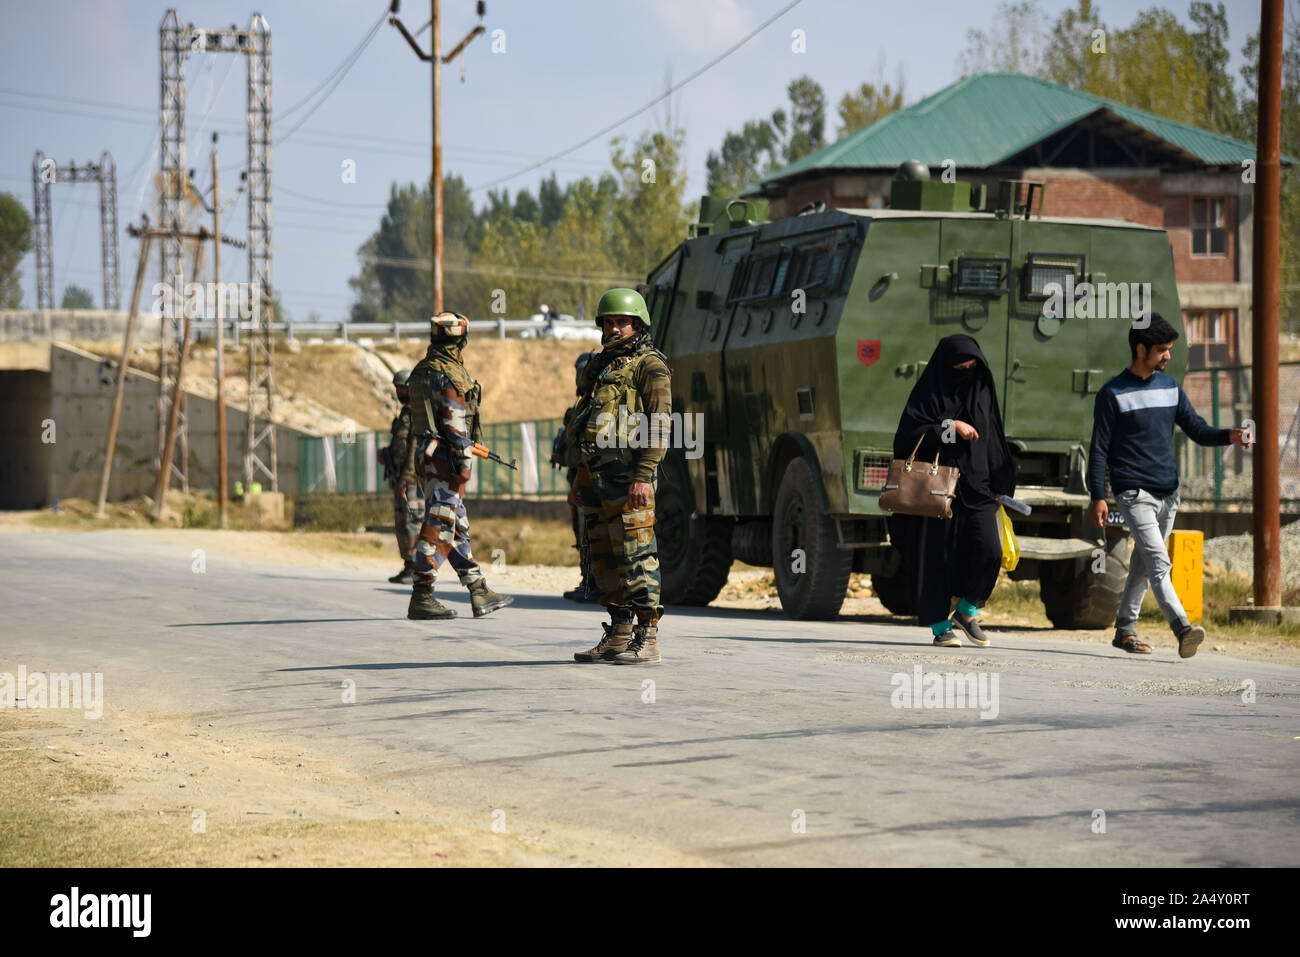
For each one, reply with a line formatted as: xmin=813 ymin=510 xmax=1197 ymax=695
xmin=1168 ymin=530 xmax=1204 ymax=625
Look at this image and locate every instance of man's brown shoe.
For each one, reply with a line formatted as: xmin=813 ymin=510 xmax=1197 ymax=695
xmin=1177 ymin=625 xmax=1205 ymax=659
xmin=574 ymin=622 xmax=631 ymax=663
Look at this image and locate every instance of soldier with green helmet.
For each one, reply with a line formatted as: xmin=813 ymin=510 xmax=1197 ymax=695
xmin=380 ymin=368 xmax=423 ymax=583
xmin=569 ymin=288 xmax=672 ymax=664
xmin=406 ymin=311 xmax=513 ymax=620
xmin=551 ymin=351 xmax=599 ymax=601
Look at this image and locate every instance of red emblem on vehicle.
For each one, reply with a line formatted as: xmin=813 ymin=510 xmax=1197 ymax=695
xmin=857 ymin=340 xmax=881 ymax=366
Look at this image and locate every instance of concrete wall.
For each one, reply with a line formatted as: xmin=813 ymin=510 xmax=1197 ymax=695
xmin=19 ymin=343 xmax=309 ymax=507
xmin=0 ymin=370 xmax=53 ymax=509
xmin=0 ymin=310 xmax=162 ymax=344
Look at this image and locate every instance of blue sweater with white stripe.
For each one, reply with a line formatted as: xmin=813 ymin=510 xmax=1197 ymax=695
xmin=1087 ymin=369 xmax=1230 ymax=501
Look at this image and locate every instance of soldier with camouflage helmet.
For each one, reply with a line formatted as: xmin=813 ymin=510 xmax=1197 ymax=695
xmin=406 ymin=311 xmax=513 ymax=620
xmin=552 ymin=351 xmax=598 ymax=602
xmin=569 ymin=288 xmax=672 ymax=664
xmin=381 ymin=368 xmax=422 ymax=583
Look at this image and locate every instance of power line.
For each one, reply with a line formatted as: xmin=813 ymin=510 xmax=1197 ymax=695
xmin=470 ymin=0 xmax=804 ymax=192
xmin=277 ymin=7 xmax=390 ymax=120
xmin=278 ymin=9 xmax=388 ymax=145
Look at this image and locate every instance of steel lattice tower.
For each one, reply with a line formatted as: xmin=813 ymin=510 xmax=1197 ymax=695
xmin=157 ymin=9 xmax=276 ymax=494
xmin=30 ymin=151 xmax=121 ymax=311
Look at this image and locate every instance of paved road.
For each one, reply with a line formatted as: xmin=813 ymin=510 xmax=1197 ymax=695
xmin=3 ymin=530 xmax=1298 ymax=866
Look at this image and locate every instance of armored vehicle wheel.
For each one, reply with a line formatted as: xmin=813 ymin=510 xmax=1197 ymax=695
xmin=771 ymin=457 xmax=852 ymax=620
xmin=1039 ymin=536 xmax=1132 ymax=629
xmin=869 ymin=560 xmax=917 ymax=616
xmin=657 ymin=454 xmax=734 ymax=606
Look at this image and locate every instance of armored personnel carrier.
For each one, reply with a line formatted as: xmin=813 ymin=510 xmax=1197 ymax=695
xmin=646 ymin=166 xmax=1184 ymax=626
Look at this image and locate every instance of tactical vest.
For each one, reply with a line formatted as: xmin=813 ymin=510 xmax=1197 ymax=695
xmin=581 ymin=348 xmax=669 ymax=460
xmin=410 ymin=348 xmax=482 ymax=444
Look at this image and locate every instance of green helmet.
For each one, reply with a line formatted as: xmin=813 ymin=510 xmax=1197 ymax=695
xmin=392 ymin=369 xmax=411 ymax=387
xmin=594 ymin=287 xmax=650 ymax=329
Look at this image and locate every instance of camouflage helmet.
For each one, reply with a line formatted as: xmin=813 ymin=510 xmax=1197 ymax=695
xmin=430 ymin=311 xmax=470 ymax=339
xmin=392 ymin=369 xmax=411 ymax=387
xmin=594 ymin=288 xmax=650 ymax=329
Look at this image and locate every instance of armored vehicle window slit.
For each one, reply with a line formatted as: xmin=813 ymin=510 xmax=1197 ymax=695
xmin=1023 ymin=253 xmax=1085 ymax=301
xmin=952 ymin=256 xmax=1009 ymax=296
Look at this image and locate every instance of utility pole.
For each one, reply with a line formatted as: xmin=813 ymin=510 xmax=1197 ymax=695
xmin=389 ymin=0 xmax=486 ymax=313
xmin=1252 ymin=0 xmax=1283 ymax=612
xmin=96 ymin=225 xmax=156 ymax=517
xmin=212 ymin=134 xmax=229 ymax=528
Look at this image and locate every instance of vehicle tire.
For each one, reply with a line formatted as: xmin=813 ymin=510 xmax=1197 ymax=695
xmin=771 ymin=457 xmax=852 ymax=620
xmin=870 ymin=554 xmax=917 ymax=616
xmin=1038 ymin=535 xmax=1132 ymax=629
xmin=657 ymin=453 xmax=734 ymax=606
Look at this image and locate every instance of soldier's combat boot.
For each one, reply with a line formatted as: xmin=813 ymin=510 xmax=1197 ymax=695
xmin=388 ymin=562 xmax=415 ymax=584
xmin=615 ymin=614 xmax=661 ymax=665
xmin=467 ymin=579 xmax=513 ymax=618
xmin=408 ymin=583 xmax=456 ymax=620
xmin=574 ymin=622 xmax=632 ymax=663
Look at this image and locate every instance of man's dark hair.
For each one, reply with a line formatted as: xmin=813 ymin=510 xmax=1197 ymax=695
xmin=1129 ymin=313 xmax=1180 ymax=361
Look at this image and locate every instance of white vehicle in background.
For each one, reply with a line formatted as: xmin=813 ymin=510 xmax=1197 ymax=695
xmin=519 ymin=304 xmax=602 ymax=340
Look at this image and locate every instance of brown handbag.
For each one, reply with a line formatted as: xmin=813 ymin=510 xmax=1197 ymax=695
xmin=878 ymin=437 xmax=960 ymax=519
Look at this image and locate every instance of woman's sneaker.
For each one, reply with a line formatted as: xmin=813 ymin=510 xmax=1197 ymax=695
xmin=951 ymin=614 xmax=989 ymax=647
xmin=933 ymin=629 xmax=962 ymax=648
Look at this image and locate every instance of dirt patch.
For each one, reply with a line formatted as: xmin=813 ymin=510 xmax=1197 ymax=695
xmin=0 ymin=707 xmax=704 ymax=868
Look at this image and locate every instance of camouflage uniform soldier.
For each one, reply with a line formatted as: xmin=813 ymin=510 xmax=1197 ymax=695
xmin=551 ymin=351 xmax=598 ymax=602
xmin=407 ymin=312 xmax=513 ymax=621
xmin=382 ymin=369 xmax=423 ymax=584
xmin=570 ymin=288 xmax=672 ymax=665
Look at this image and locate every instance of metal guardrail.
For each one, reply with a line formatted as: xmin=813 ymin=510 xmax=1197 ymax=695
xmin=188 ymin=317 xmax=600 ymax=345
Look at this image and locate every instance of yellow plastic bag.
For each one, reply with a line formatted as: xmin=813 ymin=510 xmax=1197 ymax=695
xmin=998 ymin=505 xmax=1020 ymax=572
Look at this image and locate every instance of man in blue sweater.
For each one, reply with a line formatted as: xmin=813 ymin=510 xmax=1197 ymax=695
xmin=1089 ymin=315 xmax=1252 ymax=658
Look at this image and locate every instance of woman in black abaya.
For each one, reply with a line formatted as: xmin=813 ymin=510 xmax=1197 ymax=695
xmin=888 ymin=335 xmax=1015 ymax=646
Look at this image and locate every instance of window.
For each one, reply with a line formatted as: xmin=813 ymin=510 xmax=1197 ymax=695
xmin=1191 ymin=197 xmax=1227 ymax=256
xmin=1184 ymin=308 xmax=1233 ymax=369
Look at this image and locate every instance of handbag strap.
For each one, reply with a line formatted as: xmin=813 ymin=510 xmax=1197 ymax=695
xmin=903 ymin=435 xmax=944 ymax=475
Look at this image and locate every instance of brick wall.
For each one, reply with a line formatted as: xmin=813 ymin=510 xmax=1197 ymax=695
xmin=1165 ymin=193 xmax=1236 ymax=283
xmin=1039 ymin=175 xmax=1164 ymax=227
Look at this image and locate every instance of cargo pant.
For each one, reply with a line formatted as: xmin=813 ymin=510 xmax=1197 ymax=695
xmin=576 ymin=463 xmax=662 ymax=625
xmin=413 ymin=449 xmax=484 ymax=590
xmin=392 ymin=480 xmax=424 ymax=563
xmin=1113 ymin=488 xmax=1189 ymax=637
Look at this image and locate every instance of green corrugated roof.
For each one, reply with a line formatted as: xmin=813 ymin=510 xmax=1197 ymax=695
xmin=761 ymin=72 xmax=1270 ymax=186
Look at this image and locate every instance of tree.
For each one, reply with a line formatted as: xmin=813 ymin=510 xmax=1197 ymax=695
xmin=837 ymin=67 xmax=906 ymax=138
xmin=0 ymin=192 xmax=33 ymax=308
xmin=704 ymin=75 xmax=828 ymax=197
xmin=782 ymin=75 xmax=827 ymax=164
xmin=610 ymin=108 xmax=693 ymax=278
xmin=959 ymin=0 xmax=1049 ymax=77
xmin=60 ymin=284 xmax=94 ymax=309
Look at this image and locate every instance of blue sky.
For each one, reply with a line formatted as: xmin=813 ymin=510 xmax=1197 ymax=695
xmin=0 ymin=0 xmax=1268 ymax=319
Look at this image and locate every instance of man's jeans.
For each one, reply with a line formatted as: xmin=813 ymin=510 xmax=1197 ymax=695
xmin=1113 ymin=488 xmax=1190 ymax=638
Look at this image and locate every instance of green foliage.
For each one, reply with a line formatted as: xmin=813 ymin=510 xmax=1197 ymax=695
xmin=705 ymin=75 xmax=828 ymax=197
xmin=836 ymin=68 xmax=906 ymax=138
xmin=0 ymin=192 xmax=33 ymax=308
xmin=959 ymin=0 xmax=1049 ymax=77
xmin=59 ymin=284 xmax=95 ymax=310
xmin=349 ymin=115 xmax=685 ymax=323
